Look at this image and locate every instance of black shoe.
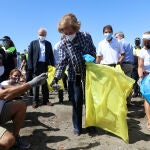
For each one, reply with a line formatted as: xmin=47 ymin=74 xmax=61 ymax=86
xmin=59 ymin=101 xmax=63 ymax=104
xmin=86 ymin=127 xmax=97 ymax=135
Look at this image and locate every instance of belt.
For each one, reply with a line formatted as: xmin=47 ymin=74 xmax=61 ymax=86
xmin=38 ymin=62 xmax=46 ymax=65
xmin=122 ymin=62 xmax=133 ymax=64
xmin=38 ymin=61 xmax=46 ymax=63
xmin=104 ymin=64 xmax=116 ymax=67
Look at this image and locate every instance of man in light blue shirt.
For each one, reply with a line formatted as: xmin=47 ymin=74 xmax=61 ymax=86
xmin=115 ymin=32 xmax=134 ymax=77
xmin=115 ymin=32 xmax=134 ymax=106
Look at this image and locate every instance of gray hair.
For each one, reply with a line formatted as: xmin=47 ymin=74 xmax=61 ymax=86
xmin=115 ymin=32 xmax=124 ymax=38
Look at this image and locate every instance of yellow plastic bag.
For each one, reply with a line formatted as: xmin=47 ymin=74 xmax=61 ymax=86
xmin=115 ymin=64 xmax=125 ymax=74
xmin=85 ymin=63 xmax=135 ymax=143
xmin=47 ymin=66 xmax=64 ymax=91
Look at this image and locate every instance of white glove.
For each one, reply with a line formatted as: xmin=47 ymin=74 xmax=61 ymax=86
xmin=28 ymin=73 xmax=47 ymax=87
xmin=137 ymin=77 xmax=143 ymax=86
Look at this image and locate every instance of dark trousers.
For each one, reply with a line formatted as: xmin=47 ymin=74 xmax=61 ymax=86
xmin=62 ymin=73 xmax=68 ymax=90
xmin=26 ymin=69 xmax=33 ymax=95
xmin=32 ymin=62 xmax=49 ymax=104
xmin=69 ymin=81 xmax=83 ymax=133
xmin=121 ymin=63 xmax=133 ymax=77
xmin=58 ymin=90 xmax=63 ymax=102
xmin=121 ymin=63 xmax=134 ymax=103
xmin=132 ymin=65 xmax=140 ymax=95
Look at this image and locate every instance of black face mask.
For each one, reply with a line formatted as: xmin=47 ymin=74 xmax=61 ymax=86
xmin=145 ymin=43 xmax=150 ymax=49
xmin=135 ymin=40 xmax=140 ymax=46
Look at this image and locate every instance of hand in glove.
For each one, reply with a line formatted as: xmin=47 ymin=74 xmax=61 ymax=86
xmin=50 ymin=77 xmax=58 ymax=86
xmin=28 ymin=73 xmax=47 ymax=87
xmin=50 ymin=77 xmax=61 ymax=90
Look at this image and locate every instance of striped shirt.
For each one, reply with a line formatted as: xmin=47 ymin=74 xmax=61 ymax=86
xmin=55 ymin=31 xmax=96 ymax=81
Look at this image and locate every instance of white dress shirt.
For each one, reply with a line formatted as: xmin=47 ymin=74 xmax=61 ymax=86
xmin=97 ymin=38 xmax=124 ymax=64
xmin=38 ymin=40 xmax=46 ymax=62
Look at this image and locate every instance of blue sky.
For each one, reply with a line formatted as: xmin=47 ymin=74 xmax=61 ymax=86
xmin=0 ymin=0 xmax=149 ymax=53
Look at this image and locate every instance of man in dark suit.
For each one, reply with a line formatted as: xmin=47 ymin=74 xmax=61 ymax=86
xmin=27 ymin=28 xmax=55 ymax=108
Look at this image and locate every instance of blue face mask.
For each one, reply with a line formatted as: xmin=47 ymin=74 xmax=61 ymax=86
xmin=104 ymin=33 xmax=113 ymax=40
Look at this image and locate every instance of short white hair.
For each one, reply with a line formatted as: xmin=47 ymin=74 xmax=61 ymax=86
xmin=38 ymin=28 xmax=47 ymax=35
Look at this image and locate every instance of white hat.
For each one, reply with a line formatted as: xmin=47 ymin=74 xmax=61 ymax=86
xmin=142 ymin=34 xmax=150 ymax=40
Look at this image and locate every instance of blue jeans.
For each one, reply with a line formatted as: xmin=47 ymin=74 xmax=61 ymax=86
xmin=68 ymin=81 xmax=83 ymax=134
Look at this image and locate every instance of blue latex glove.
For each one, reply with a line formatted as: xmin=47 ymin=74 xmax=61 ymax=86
xmin=82 ymin=54 xmax=95 ymax=62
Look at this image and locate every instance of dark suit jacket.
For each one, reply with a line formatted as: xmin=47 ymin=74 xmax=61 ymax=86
xmin=27 ymin=40 xmax=54 ymax=73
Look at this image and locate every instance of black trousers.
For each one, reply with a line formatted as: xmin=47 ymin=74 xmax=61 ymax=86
xmin=62 ymin=72 xmax=68 ymax=90
xmin=132 ymin=65 xmax=140 ymax=95
xmin=58 ymin=90 xmax=63 ymax=102
xmin=32 ymin=62 xmax=49 ymax=104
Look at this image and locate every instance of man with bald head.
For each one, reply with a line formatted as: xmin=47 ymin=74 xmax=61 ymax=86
xmin=27 ymin=28 xmax=55 ymax=108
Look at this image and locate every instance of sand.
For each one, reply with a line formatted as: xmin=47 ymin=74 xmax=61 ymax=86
xmin=9 ymin=91 xmax=150 ymax=150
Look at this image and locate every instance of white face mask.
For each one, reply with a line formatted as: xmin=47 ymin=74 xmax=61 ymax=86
xmin=66 ymin=33 xmax=76 ymax=41
xmin=117 ymin=38 xmax=121 ymax=42
xmin=0 ymin=66 xmax=4 ymax=76
xmin=39 ymin=36 xmax=46 ymax=41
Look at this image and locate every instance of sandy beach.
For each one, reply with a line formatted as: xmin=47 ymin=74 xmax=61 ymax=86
xmin=8 ymin=91 xmax=150 ymax=150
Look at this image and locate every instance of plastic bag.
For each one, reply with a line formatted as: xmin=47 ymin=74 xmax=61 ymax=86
xmin=47 ymin=66 xmax=64 ymax=91
xmin=85 ymin=63 xmax=135 ymax=143
xmin=140 ymin=74 xmax=150 ymax=103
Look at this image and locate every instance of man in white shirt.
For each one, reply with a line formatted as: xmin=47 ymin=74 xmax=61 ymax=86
xmin=96 ymin=25 xmax=125 ymax=66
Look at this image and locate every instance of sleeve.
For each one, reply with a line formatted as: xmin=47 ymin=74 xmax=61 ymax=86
xmin=118 ymin=41 xmax=125 ymax=54
xmin=87 ymin=34 xmax=96 ymax=58
xmin=53 ymin=49 xmax=57 ymax=65
xmin=97 ymin=42 xmax=103 ymax=56
xmin=83 ymin=33 xmax=96 ymax=58
xmin=27 ymin=42 xmax=33 ymax=71
xmin=137 ymin=50 xmax=144 ymax=59
xmin=55 ymin=47 xmax=68 ymax=80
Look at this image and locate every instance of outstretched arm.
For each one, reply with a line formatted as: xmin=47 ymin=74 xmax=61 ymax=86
xmin=0 ymin=73 xmax=47 ymax=100
xmin=0 ymin=83 xmax=30 ymax=100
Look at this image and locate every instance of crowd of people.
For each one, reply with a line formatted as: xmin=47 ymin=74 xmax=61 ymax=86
xmin=0 ymin=13 xmax=150 ymax=149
